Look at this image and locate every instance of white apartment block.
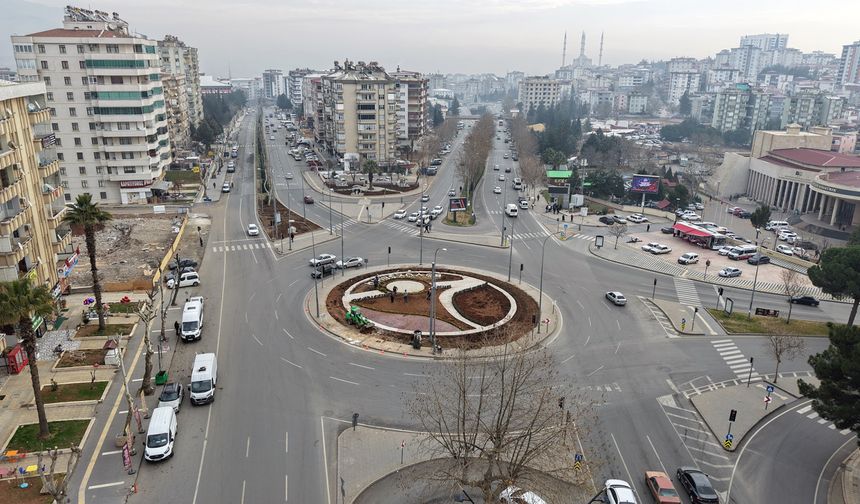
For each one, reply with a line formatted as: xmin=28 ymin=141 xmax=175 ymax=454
xmin=728 ymin=46 xmax=767 ymax=82
xmin=667 ymin=57 xmax=699 ymax=74
xmin=287 ymin=68 xmax=318 ymax=110
xmin=390 ymin=70 xmax=428 ymax=148
xmin=783 ymin=90 xmax=846 ymax=129
xmin=320 ymin=61 xmax=398 ymax=164
xmin=11 ymin=6 xmax=172 ymax=205
xmin=740 ymin=33 xmax=789 ymax=51
xmin=627 ymin=93 xmax=648 ymax=114
xmin=668 ymin=71 xmax=701 ymax=104
xmin=158 ymin=35 xmax=203 ymax=150
xmin=837 ymin=41 xmax=860 ymax=88
xmin=262 ymin=69 xmax=283 ymax=100
xmin=706 ymin=68 xmax=741 ymax=92
xmin=230 ymin=77 xmax=261 ymax=101
xmin=517 ymin=77 xmax=561 ymax=113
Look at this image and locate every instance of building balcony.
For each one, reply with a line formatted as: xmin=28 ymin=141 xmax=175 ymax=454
xmin=0 ymin=234 xmax=32 ymax=261
xmin=0 ymin=149 xmax=21 ymax=170
xmin=42 ymin=184 xmax=63 ymax=204
xmin=39 ymin=159 xmax=60 ymax=177
xmin=28 ymin=108 xmax=51 ymax=126
xmin=52 ymin=226 xmax=73 ymax=254
xmin=0 ymin=204 xmax=31 ymax=236
xmin=0 ymin=176 xmax=24 ymax=204
xmin=108 ymin=170 xmax=153 ymax=182
xmin=46 ymin=202 xmax=68 ymax=223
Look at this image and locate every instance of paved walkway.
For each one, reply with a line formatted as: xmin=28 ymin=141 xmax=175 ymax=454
xmin=830 ymin=448 xmax=860 ymax=504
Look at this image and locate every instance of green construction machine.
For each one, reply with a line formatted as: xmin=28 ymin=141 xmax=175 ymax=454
xmin=345 ymin=306 xmax=374 ymax=330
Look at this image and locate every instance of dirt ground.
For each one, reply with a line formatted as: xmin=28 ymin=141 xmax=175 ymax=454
xmin=55 ymin=349 xmax=107 ymax=368
xmin=258 ymin=197 xmax=321 ymax=238
xmin=452 ymin=284 xmax=511 ymax=326
xmin=69 ymin=213 xmax=182 ymax=286
xmin=0 ymin=476 xmax=57 ymax=504
xmin=353 ymin=283 xmax=471 ymax=331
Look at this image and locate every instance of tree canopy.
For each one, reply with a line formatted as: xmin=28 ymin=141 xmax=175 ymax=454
xmin=276 ymin=93 xmax=292 ymax=110
xmin=660 ymin=119 xmax=722 ymax=145
xmin=449 ymin=97 xmax=460 ymax=116
xmin=750 ymin=204 xmax=772 ymax=229
xmin=679 ymin=91 xmax=692 ymax=116
xmin=808 ymin=246 xmax=860 ymax=326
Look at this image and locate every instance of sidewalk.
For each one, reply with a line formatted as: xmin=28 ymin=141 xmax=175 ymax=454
xmin=651 ymin=298 xmax=725 ymax=336
xmin=830 ymin=449 xmax=860 ymax=504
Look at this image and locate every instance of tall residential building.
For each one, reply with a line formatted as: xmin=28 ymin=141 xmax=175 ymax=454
xmin=287 ymin=68 xmax=319 ymax=110
xmin=183 ymin=47 xmax=203 ymax=128
xmin=667 ymin=57 xmax=699 ymax=74
xmin=11 ymin=6 xmax=172 ymax=205
xmin=505 ymin=71 xmax=525 ymax=92
xmin=668 ymin=71 xmax=700 ymax=104
xmin=230 ymin=77 xmax=261 ymax=101
xmin=837 ymin=41 xmax=860 ymax=88
xmin=158 ymin=35 xmax=197 ymax=150
xmin=320 ymin=60 xmax=398 ymax=164
xmin=783 ymin=90 xmax=846 ymax=129
xmin=390 ymin=69 xmax=428 ymax=148
xmin=262 ymin=69 xmax=283 ymax=100
xmin=690 ymin=94 xmax=716 ymax=124
xmin=728 ymin=45 xmax=767 ymax=81
xmin=0 ymin=68 xmax=17 ymax=81
xmin=740 ymin=33 xmax=789 ymax=51
xmin=0 ymin=80 xmax=73 ymax=289
xmin=517 ymin=76 xmax=561 ymax=113
xmin=710 ymin=84 xmax=771 ymax=133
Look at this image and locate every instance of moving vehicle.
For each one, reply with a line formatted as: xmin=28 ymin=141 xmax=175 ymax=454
xmin=719 ymin=267 xmax=742 ymax=277
xmin=407 ymin=212 xmax=419 ymax=222
xmin=430 ymin=158 xmax=442 ymax=166
xmin=650 ymin=244 xmax=672 ymax=255
xmin=421 ymin=194 xmax=430 ymax=202
xmin=303 ymin=195 xmax=314 ymax=204
xmin=728 ymin=245 xmax=757 ymax=260
xmin=336 ymin=257 xmax=364 ymax=269
xmin=604 ymin=478 xmax=637 ymax=504
xmin=448 ymin=189 xmax=456 ymax=197
xmin=157 ymin=382 xmax=184 ymax=413
xmin=660 ymin=226 xmax=674 ymax=234
xmin=512 ymin=178 xmax=522 ymax=190
xmin=776 ymin=244 xmax=794 ymax=255
xmin=309 ymin=253 xmax=337 ymax=266
xmin=167 ymin=271 xmax=200 ymax=289
xmin=747 ymin=253 xmax=770 ymax=265
xmin=676 ymin=467 xmax=719 ymax=504
xmin=605 ymin=291 xmax=627 ymax=306
xmin=311 ymin=264 xmax=335 ymax=278
xmin=221 ymin=183 xmax=231 ymax=193
xmin=766 ymin=220 xmax=789 ymax=231
xmin=393 ymin=209 xmax=407 ymax=219
xmin=247 ymin=223 xmax=259 ymax=236
xmin=144 ymin=406 xmax=177 ymax=462
xmin=189 ymin=353 xmax=217 ymax=405
xmin=518 ymin=199 xmax=529 ymax=210
xmin=641 ymin=242 xmax=661 ymax=253
xmin=180 ymin=297 xmax=204 ymax=341
xmin=494 ymin=186 xmax=502 ymax=194
xmin=627 ymin=214 xmax=648 ymax=223
xmin=431 ymin=205 xmax=444 ymax=218
xmin=645 ymin=471 xmax=681 ymax=503
xmin=505 ymin=203 xmax=518 ymax=217
xmin=226 ymin=161 xmax=235 ymax=173
xmin=789 ymin=296 xmax=820 ymax=306
xmin=493 ymin=164 xmax=499 ymax=171
xmin=499 ymin=174 xmax=506 ymax=181
xmin=678 ymin=252 xmax=699 ymax=265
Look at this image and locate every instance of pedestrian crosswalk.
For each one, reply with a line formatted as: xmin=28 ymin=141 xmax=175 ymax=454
xmin=570 ymin=234 xmax=596 ymax=242
xmin=795 ymin=404 xmax=853 ymax=435
xmin=381 ymin=220 xmax=421 ymax=236
xmin=674 ymin=277 xmax=701 ymax=306
xmin=578 ymin=382 xmax=623 ymax=393
xmin=212 ymin=241 xmax=272 ymax=253
xmin=511 ymin=231 xmax=550 ymax=240
xmin=710 ymin=339 xmax=760 ymax=383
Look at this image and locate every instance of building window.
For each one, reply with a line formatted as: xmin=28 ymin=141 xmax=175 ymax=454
xmin=105 ymin=44 xmax=119 ymax=54
xmin=81 ymin=180 xmax=88 ymax=188
xmin=40 ymin=60 xmax=48 ymax=69
xmin=77 ymin=44 xmax=84 ymax=54
xmin=71 ymin=122 xmax=79 ymax=131
xmin=79 ymin=61 xmax=86 ymax=70
xmin=77 ymin=152 xmax=84 ymax=160
xmin=43 ymin=76 xmax=51 ymax=86
xmin=50 ymin=107 xmax=56 ymax=117
xmin=69 ymin=107 xmax=77 ymax=117
xmin=81 ymin=77 xmax=88 ymax=86
xmin=100 ymin=191 xmax=107 ymax=199
xmin=74 ymin=137 xmax=81 ymax=146
xmin=37 ymin=44 xmax=45 ymax=53
xmin=83 ymin=92 xmax=91 ymax=100
xmin=94 ymin=152 xmax=100 ymax=160
xmin=57 ymin=153 xmax=64 ymax=161
xmin=59 ymin=167 xmax=66 ymax=176
xmin=67 ymin=92 xmax=74 ymax=101
xmin=89 ymin=122 xmax=97 ymax=131
xmin=123 ymin=166 xmax=136 ymax=173
xmin=88 ymin=44 xmax=98 ymax=52
xmin=61 ymin=60 xmax=69 ymax=70
xmin=65 ymin=193 xmax=71 ymax=201
xmin=54 ymin=138 xmax=61 ymax=146
xmin=95 ymin=166 xmax=103 ymax=174
xmin=51 ymin=122 xmax=59 ymax=131
xmin=91 ymin=137 xmax=98 ymax=145
xmin=46 ymin=92 xmax=54 ymax=102
xmin=98 ymin=180 xmax=105 ymax=187
xmin=86 ymin=107 xmax=93 ymax=116
xmin=64 ymin=76 xmax=71 ymax=86
xmin=79 ymin=166 xmax=86 ymax=174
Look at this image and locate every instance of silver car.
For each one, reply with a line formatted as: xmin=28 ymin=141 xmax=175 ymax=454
xmin=157 ymin=382 xmax=184 ymax=413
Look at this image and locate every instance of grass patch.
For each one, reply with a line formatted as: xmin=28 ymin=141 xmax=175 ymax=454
xmin=164 ymin=169 xmax=201 ymax=184
xmin=107 ymin=301 xmax=141 ymax=314
xmin=75 ymin=323 xmax=135 ymax=338
xmin=41 ymin=381 xmax=108 ymax=404
xmin=0 ymin=476 xmax=59 ymax=504
xmin=6 ymin=419 xmax=90 ymax=452
xmin=443 ymin=209 xmax=476 ymax=227
xmin=707 ymin=309 xmax=830 ymax=336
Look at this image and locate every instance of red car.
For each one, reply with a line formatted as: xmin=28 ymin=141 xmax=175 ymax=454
xmin=645 ymin=471 xmax=681 ymax=503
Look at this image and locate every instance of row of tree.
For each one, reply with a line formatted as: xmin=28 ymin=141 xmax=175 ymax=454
xmin=456 ymin=115 xmax=495 ymax=201
xmin=192 ymin=90 xmax=248 ymax=149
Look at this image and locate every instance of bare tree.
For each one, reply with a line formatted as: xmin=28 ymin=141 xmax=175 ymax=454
xmin=607 ymin=223 xmax=628 ymax=249
xmin=519 ymin=154 xmax=545 ymax=199
xmin=780 ymin=268 xmax=805 ymax=323
xmin=407 ymin=341 xmax=599 ymax=503
xmin=136 ymin=288 xmax=158 ymax=395
xmin=764 ymin=331 xmax=806 ymax=382
xmin=36 ymin=446 xmax=82 ymax=501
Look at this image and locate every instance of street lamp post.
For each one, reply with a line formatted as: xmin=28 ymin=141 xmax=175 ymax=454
xmin=328 ymin=187 xmax=333 ymax=235
xmin=339 ymin=191 xmax=345 ymax=276
xmin=430 ymin=247 xmax=447 ymax=354
xmin=285 ymin=177 xmax=292 ymax=251
xmin=507 ymin=218 xmax=515 ymax=282
xmin=747 ymin=235 xmax=768 ymax=319
xmin=311 ymin=229 xmax=320 ymax=318
xmin=419 ymin=187 xmax=426 ymax=265
xmin=500 ymin=183 xmax=508 ymax=246
xmin=300 ymin=167 xmax=307 ymax=219
xmin=537 ymin=234 xmax=552 ymax=334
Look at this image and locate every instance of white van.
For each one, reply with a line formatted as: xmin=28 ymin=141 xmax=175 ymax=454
xmin=766 ymin=220 xmax=789 ymax=231
xmin=144 ymin=406 xmax=177 ymax=462
xmin=189 ymin=353 xmax=217 ymax=405
xmin=728 ymin=245 xmax=757 ymax=260
xmin=181 ymin=297 xmax=204 ymax=341
xmin=512 ymin=178 xmax=523 ymax=190
xmin=505 ymin=203 xmax=519 ymax=217
xmin=167 ymin=271 xmax=199 ymax=289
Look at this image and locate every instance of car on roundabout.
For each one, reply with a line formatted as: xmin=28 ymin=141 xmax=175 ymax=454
xmin=309 ymin=253 xmax=336 ymax=267
xmin=393 ymin=209 xmax=407 ymax=219
xmin=421 ymin=194 xmax=430 ymax=202
xmin=336 ymin=257 xmax=364 ymax=269
xmin=311 ymin=264 xmax=334 ymax=279
xmin=627 ymin=214 xmax=648 ymax=223
xmin=494 ymin=186 xmax=502 ymax=194
xmin=407 ymin=212 xmax=419 ymax=222
xmin=605 ymin=291 xmax=627 ymax=306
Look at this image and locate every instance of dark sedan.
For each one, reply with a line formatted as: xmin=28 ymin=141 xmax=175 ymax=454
xmin=599 ymin=216 xmax=615 ymax=225
xmin=789 ymin=296 xmax=820 ymax=306
xmin=169 ymin=258 xmax=198 ymax=270
xmin=676 ymin=467 xmax=719 ymax=504
xmin=747 ymin=253 xmax=770 ymax=265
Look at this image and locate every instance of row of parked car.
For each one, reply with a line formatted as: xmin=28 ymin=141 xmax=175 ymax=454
xmin=599 ymin=213 xmax=650 ymax=225
xmin=308 ymin=253 xmax=366 ymax=277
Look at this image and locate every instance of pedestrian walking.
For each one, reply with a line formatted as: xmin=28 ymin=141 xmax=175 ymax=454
xmin=212 ymin=181 xmax=216 ymax=189
xmin=393 ymin=285 xmax=398 ymax=294
xmin=403 ymin=290 xmax=408 ymax=303
xmin=174 ymin=320 xmax=180 ymax=336
xmin=373 ymin=275 xmax=379 ymax=289
xmin=389 ymin=291 xmax=395 ymax=303
xmin=646 ymin=224 xmax=651 ymax=232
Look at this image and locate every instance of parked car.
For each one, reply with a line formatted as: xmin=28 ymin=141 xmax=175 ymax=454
xmin=627 ymin=214 xmax=648 ymax=223
xmin=247 ymin=223 xmax=259 ymax=236
xmin=789 ymin=296 xmax=820 ymax=306
xmin=336 ymin=257 xmax=364 ymax=269
xmin=604 ymin=479 xmax=637 ymax=504
xmin=311 ymin=264 xmax=334 ymax=278
xmin=738 ymin=210 xmax=752 ymax=219
xmin=650 ymin=244 xmax=672 ymax=255
xmin=613 ymin=215 xmax=628 ymax=224
xmin=157 ymin=382 xmax=184 ymax=413
xmin=776 ymin=244 xmax=794 ymax=255
xmin=718 ymin=246 xmax=735 ymax=256
xmin=727 ymin=206 xmax=740 ymax=214
xmin=678 ymin=252 xmax=699 ymax=265
xmin=747 ymin=253 xmax=770 ymax=265
xmin=309 ymin=253 xmax=337 ymax=267
xmin=645 ymin=471 xmax=681 ymax=504
xmin=660 ymin=226 xmax=674 ymax=234
xmin=719 ymin=267 xmax=742 ymax=278
xmin=169 ymin=259 xmax=198 ymax=270
xmin=641 ymin=242 xmax=660 ymax=253
xmin=605 ymin=291 xmax=627 ymax=306
xmin=676 ymin=467 xmax=719 ymax=504
xmin=166 ymin=271 xmax=200 ymax=289
xmin=303 ymin=195 xmax=314 ymax=204
xmin=779 ymin=231 xmax=798 ymax=242
xmin=694 ymin=202 xmax=704 ymax=210
xmin=599 ymin=216 xmax=615 ymax=225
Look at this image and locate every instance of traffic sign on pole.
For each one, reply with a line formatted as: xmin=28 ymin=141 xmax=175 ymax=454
xmin=766 ymin=384 xmax=775 ymax=393
xmin=724 ymin=439 xmax=733 ymax=449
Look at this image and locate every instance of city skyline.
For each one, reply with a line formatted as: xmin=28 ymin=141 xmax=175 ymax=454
xmin=2 ymin=0 xmax=859 ymax=77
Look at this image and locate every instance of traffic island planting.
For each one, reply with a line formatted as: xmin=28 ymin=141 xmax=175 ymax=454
xmin=6 ymin=419 xmax=90 ymax=452
xmin=706 ymin=309 xmax=830 ymax=336
xmin=55 ymin=349 xmax=108 ymax=368
xmin=75 ymin=323 xmax=135 ymax=338
xmin=40 ymin=381 xmax=108 ymax=404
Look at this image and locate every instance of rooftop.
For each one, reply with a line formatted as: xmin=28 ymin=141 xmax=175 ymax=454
xmin=25 ymin=28 xmax=123 ymax=38
xmin=818 ymin=170 xmax=860 ymax=188
xmin=770 ymin=148 xmax=860 ymax=168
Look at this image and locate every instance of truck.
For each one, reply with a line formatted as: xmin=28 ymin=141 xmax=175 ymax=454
xmin=180 ymin=297 xmax=204 ymax=341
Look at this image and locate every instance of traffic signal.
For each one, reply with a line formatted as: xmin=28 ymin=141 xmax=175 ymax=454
xmin=381 ymin=201 xmax=385 ymax=209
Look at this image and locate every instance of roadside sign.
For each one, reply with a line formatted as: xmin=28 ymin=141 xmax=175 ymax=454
xmin=725 ymin=433 xmax=734 ymax=441
xmin=449 ymin=197 xmax=467 ymax=212
xmin=575 ymin=453 xmax=583 ymax=462
xmin=763 ymin=396 xmax=773 ymax=404
xmin=724 ymin=439 xmax=733 ymax=449
xmin=766 ymin=385 xmax=774 ymax=393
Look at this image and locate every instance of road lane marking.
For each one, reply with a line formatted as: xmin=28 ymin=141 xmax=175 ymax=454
xmin=283 ymin=328 xmax=294 ymax=339
xmin=587 ymin=316 xmax=592 ymax=327
xmin=403 ymin=372 xmax=425 ymax=377
xmin=320 ymin=417 xmax=333 ymax=504
xmin=712 ymin=338 xmax=733 ymax=344
xmin=246 ymin=436 xmax=250 ymax=457
xmin=330 ymin=376 xmax=359 ymax=385
xmin=614 ymin=342 xmax=621 ymax=354
xmin=561 ymin=354 xmax=576 ymax=364
xmin=646 ymin=435 xmax=668 ymax=473
xmin=241 ymin=480 xmax=246 ymax=504
xmin=665 ymin=379 xmax=680 ymax=394
xmin=815 ymin=437 xmax=857 ymax=504
xmin=308 ymin=347 xmax=327 ymax=357
xmin=253 ymin=334 xmax=263 ymax=346
xmin=349 ymin=362 xmax=375 ymax=370
xmin=584 ymin=334 xmax=591 ymax=346
xmin=611 ymin=433 xmax=638 ymax=498
xmin=101 ymin=450 xmax=122 ymax=456
xmin=796 ymin=405 xmax=813 ymax=414
xmin=87 ymin=481 xmax=125 ymax=490
xmin=275 ymin=309 xmax=279 ymax=321
xmin=285 ymin=474 xmax=289 ymax=501
xmin=285 ymin=432 xmax=289 ymax=453
xmin=586 ymin=365 xmax=604 ymax=377
xmin=276 ymin=292 xmax=283 ymax=304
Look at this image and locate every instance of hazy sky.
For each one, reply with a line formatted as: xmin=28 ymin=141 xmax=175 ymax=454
xmin=2 ymin=0 xmax=858 ymax=77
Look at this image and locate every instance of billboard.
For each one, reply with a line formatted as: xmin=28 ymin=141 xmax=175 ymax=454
xmin=449 ymin=197 xmax=467 ymax=212
xmin=630 ymin=175 xmax=660 ymax=194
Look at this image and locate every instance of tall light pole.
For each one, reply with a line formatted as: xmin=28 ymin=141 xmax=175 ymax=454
xmin=507 ymin=217 xmax=515 ymax=281
xmin=311 ymin=229 xmax=320 ymax=318
xmin=285 ymin=177 xmax=292 ymax=251
xmin=747 ymin=234 xmax=768 ymax=319
xmin=339 ymin=191 xmax=345 ymax=276
xmin=500 ymin=182 xmax=508 ymax=246
xmin=537 ymin=234 xmax=552 ymax=334
xmin=300 ymin=167 xmax=307 ymax=219
xmin=430 ymin=247 xmax=447 ymax=354
xmin=328 ymin=186 xmax=333 ymax=235
xmin=419 ymin=187 xmax=426 ymax=265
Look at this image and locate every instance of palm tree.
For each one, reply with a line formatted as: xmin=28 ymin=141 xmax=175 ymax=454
xmin=0 ymin=279 xmax=54 ymax=439
xmin=63 ymin=194 xmax=112 ymax=330
xmin=362 ymin=160 xmax=379 ymax=189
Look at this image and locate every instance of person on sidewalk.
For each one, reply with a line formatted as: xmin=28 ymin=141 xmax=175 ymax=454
xmin=389 ymin=291 xmax=395 ymax=303
xmin=403 ymin=290 xmax=408 ymax=303
xmin=174 ymin=320 xmax=180 ymax=337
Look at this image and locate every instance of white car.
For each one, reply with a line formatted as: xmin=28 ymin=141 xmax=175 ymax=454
xmin=681 ymin=212 xmax=701 ymax=221
xmin=494 ymin=186 xmax=502 ymax=194
xmin=247 ymin=224 xmax=259 ymax=236
xmin=499 ymin=174 xmax=506 ymax=181
xmin=221 ymin=183 xmax=231 ymax=193
xmin=718 ymin=246 xmax=734 ymax=256
xmin=407 ymin=212 xmax=419 ymax=222
xmin=719 ymin=266 xmax=742 ymax=277
xmin=779 ymin=232 xmax=798 ymax=242
xmin=678 ymin=252 xmax=699 ymax=265
xmin=776 ymin=244 xmax=794 ymax=255
xmin=336 ymin=257 xmax=363 ymax=269
xmin=605 ymin=479 xmax=637 ymax=504
xmin=309 ymin=253 xmax=337 ymax=267
xmin=448 ymin=189 xmax=456 ymax=197
xmin=421 ymin=194 xmax=430 ymax=202
xmin=393 ymin=209 xmax=407 ymax=219
xmin=269 ymin=135 xmax=275 ymax=141
xmin=627 ymin=214 xmax=648 ymax=223
xmin=641 ymin=242 xmax=660 ymax=253
xmin=431 ymin=205 xmax=443 ymax=218
xmin=286 ymin=172 xmax=293 ymax=180
xmin=694 ymin=202 xmax=704 ymax=210
xmin=650 ymin=244 xmax=672 ymax=254
xmin=605 ymin=291 xmax=627 ymax=306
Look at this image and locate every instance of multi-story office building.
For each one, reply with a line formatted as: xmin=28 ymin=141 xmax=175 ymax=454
xmin=320 ymin=61 xmax=398 ymax=164
xmin=740 ymin=33 xmax=789 ymax=51
xmin=0 ymin=79 xmax=74 ymax=291
xmin=11 ymin=6 xmax=172 ymax=205
xmin=668 ymin=71 xmax=700 ymax=104
xmin=262 ymin=69 xmax=283 ymax=100
xmin=837 ymin=41 xmax=860 ymax=88
xmin=390 ymin=70 xmax=428 ymax=148
xmin=710 ymin=84 xmax=771 ymax=133
xmin=517 ymin=76 xmax=561 ymax=113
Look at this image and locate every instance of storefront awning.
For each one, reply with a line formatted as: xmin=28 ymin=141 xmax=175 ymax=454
xmin=673 ymin=222 xmax=712 ymax=237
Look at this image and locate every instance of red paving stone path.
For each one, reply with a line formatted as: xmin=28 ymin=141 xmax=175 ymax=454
xmin=361 ymin=307 xmax=459 ymax=333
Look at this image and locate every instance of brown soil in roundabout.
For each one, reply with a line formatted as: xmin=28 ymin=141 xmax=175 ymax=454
xmin=325 ymin=267 xmax=539 ymax=350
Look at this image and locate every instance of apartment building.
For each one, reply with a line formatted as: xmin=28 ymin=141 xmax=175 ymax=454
xmin=287 ymin=68 xmax=318 ymax=111
xmin=667 ymin=57 xmax=699 ymax=74
xmin=230 ymin=77 xmax=261 ymax=101
xmin=668 ymin=71 xmax=701 ymax=104
xmin=710 ymin=84 xmax=771 ymax=133
xmin=517 ymin=76 xmax=562 ymax=113
xmin=690 ymin=94 xmax=716 ymax=124
xmin=837 ymin=41 xmax=860 ymax=88
xmin=705 ymin=68 xmax=741 ymax=92
xmin=783 ymin=89 xmax=846 ymax=129
xmin=0 ymin=80 xmax=73 ymax=291
xmin=320 ymin=60 xmax=398 ymax=164
xmin=627 ymin=92 xmax=648 ymax=114
xmin=157 ymin=36 xmax=197 ymax=149
xmin=740 ymin=33 xmax=789 ymax=51
xmin=301 ymin=73 xmax=324 ymax=131
xmin=262 ymin=69 xmax=283 ymax=100
xmin=11 ymin=6 xmax=172 ymax=205
xmin=391 ymin=69 xmax=428 ymax=147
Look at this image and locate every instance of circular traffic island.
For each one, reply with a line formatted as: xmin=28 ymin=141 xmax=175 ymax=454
xmin=321 ymin=266 xmax=545 ymax=354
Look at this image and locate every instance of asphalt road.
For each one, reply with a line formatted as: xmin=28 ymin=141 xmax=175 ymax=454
xmin=75 ymin=107 xmax=855 ymax=504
